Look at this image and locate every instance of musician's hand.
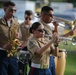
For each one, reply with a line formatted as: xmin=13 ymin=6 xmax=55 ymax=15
xmin=51 ymin=32 xmax=60 ymax=43
xmin=2 ymin=43 xmax=12 ymax=51
xmin=70 ymin=28 xmax=76 ymax=36
xmin=53 ymin=21 xmax=58 ymax=27
xmin=17 ymin=45 xmax=22 ymax=52
xmin=15 ymin=32 xmax=20 ymax=39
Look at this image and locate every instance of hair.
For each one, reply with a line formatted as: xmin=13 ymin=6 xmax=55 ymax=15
xmin=3 ymin=1 xmax=15 ymax=8
xmin=30 ymin=22 xmax=41 ymax=33
xmin=41 ymin=6 xmax=53 ymax=14
xmin=25 ymin=10 xmax=33 ymax=16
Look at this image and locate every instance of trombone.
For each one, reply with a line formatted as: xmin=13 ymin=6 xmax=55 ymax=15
xmin=53 ymin=17 xmax=76 ymax=29
xmin=35 ymin=13 xmax=76 ymax=29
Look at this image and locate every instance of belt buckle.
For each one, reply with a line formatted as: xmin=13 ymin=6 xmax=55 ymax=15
xmin=40 ymin=65 xmax=48 ymax=69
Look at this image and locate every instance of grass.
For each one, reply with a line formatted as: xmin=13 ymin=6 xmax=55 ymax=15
xmin=58 ymin=29 xmax=76 ymax=51
xmin=64 ymin=52 xmax=76 ymax=75
xmin=58 ymin=34 xmax=76 ymax=75
xmin=59 ymin=41 xmax=76 ymax=51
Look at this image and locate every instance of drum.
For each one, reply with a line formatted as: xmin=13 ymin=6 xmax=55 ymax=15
xmin=17 ymin=50 xmax=30 ymax=75
xmin=18 ymin=50 xmax=30 ymax=63
xmin=56 ymin=49 xmax=67 ymax=75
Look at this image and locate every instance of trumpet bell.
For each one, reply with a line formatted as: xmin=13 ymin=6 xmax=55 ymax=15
xmin=45 ymin=34 xmax=76 ymax=45
xmin=72 ymin=36 xmax=76 ymax=45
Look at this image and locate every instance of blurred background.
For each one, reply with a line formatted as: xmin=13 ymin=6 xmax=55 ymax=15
xmin=0 ymin=0 xmax=76 ymax=25
xmin=0 ymin=0 xmax=76 ymax=75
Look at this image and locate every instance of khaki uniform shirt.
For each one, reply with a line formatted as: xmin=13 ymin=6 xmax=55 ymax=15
xmin=39 ymin=20 xmax=52 ymax=35
xmin=39 ymin=20 xmax=55 ymax=54
xmin=19 ymin=21 xmax=32 ymax=41
xmin=19 ymin=21 xmax=32 ymax=47
xmin=0 ymin=17 xmax=19 ymax=48
xmin=27 ymin=36 xmax=51 ymax=66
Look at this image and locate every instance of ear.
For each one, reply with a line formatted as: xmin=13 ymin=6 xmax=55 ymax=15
xmin=32 ymin=30 xmax=34 ymax=33
xmin=43 ymin=14 xmax=46 ymax=18
xmin=4 ymin=7 xmax=7 ymax=12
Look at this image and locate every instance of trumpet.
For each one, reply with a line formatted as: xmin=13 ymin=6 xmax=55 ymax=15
xmin=54 ymin=17 xmax=76 ymax=29
xmin=45 ymin=35 xmax=76 ymax=45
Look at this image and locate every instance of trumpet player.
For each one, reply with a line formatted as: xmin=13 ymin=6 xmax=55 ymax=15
xmin=27 ymin=22 xmax=59 ymax=75
xmin=0 ymin=1 xmax=19 ymax=75
xmin=39 ymin=6 xmax=76 ymax=75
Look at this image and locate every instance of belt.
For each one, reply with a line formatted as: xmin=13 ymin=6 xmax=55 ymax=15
xmin=31 ymin=62 xmax=49 ymax=69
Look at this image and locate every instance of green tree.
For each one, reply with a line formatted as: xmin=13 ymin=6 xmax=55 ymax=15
xmin=0 ymin=1 xmax=4 ymax=8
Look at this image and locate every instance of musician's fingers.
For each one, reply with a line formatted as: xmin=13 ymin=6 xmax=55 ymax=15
xmin=53 ymin=21 xmax=59 ymax=26
xmin=51 ymin=33 xmax=59 ymax=43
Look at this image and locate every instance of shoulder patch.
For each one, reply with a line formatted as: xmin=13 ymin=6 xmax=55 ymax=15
xmin=29 ymin=41 xmax=34 ymax=47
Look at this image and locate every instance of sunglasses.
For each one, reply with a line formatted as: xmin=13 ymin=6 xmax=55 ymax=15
xmin=45 ymin=14 xmax=54 ymax=17
xmin=36 ymin=29 xmax=45 ymax=32
xmin=25 ymin=17 xmax=32 ymax=20
xmin=9 ymin=8 xmax=17 ymax=12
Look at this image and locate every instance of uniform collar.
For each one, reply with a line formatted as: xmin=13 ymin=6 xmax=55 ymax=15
xmin=1 ymin=16 xmax=14 ymax=26
xmin=24 ymin=21 xmax=32 ymax=27
xmin=32 ymin=36 xmax=44 ymax=42
xmin=21 ymin=21 xmax=32 ymax=28
xmin=40 ymin=19 xmax=47 ymax=26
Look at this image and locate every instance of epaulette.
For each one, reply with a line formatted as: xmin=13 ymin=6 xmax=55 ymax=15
xmin=13 ymin=16 xmax=19 ymax=25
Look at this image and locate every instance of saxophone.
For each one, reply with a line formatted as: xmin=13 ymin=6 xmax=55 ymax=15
xmin=7 ymin=23 xmax=21 ymax=57
xmin=7 ymin=39 xmax=21 ymax=57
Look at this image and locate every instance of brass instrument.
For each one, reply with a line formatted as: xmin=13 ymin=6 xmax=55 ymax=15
xmin=7 ymin=25 xmax=21 ymax=57
xmin=7 ymin=39 xmax=21 ymax=57
xmin=54 ymin=17 xmax=76 ymax=29
xmin=45 ymin=35 xmax=76 ymax=45
xmin=34 ymin=13 xmax=76 ymax=29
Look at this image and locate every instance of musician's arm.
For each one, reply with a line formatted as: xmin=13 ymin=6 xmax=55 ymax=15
xmin=52 ymin=21 xmax=59 ymax=56
xmin=62 ymin=28 xmax=76 ymax=37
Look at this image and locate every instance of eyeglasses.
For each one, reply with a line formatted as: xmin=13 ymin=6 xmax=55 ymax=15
xmin=36 ymin=29 xmax=45 ymax=33
xmin=9 ymin=8 xmax=17 ymax=12
xmin=25 ymin=17 xmax=32 ymax=20
xmin=45 ymin=14 xmax=54 ymax=17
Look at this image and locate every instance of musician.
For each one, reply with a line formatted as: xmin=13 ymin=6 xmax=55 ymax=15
xmin=39 ymin=6 xmax=58 ymax=75
xmin=19 ymin=10 xmax=33 ymax=50
xmin=27 ymin=22 xmax=59 ymax=75
xmin=0 ymin=1 xmax=19 ymax=75
xmin=39 ymin=6 xmax=76 ymax=75
xmin=18 ymin=10 xmax=33 ymax=75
